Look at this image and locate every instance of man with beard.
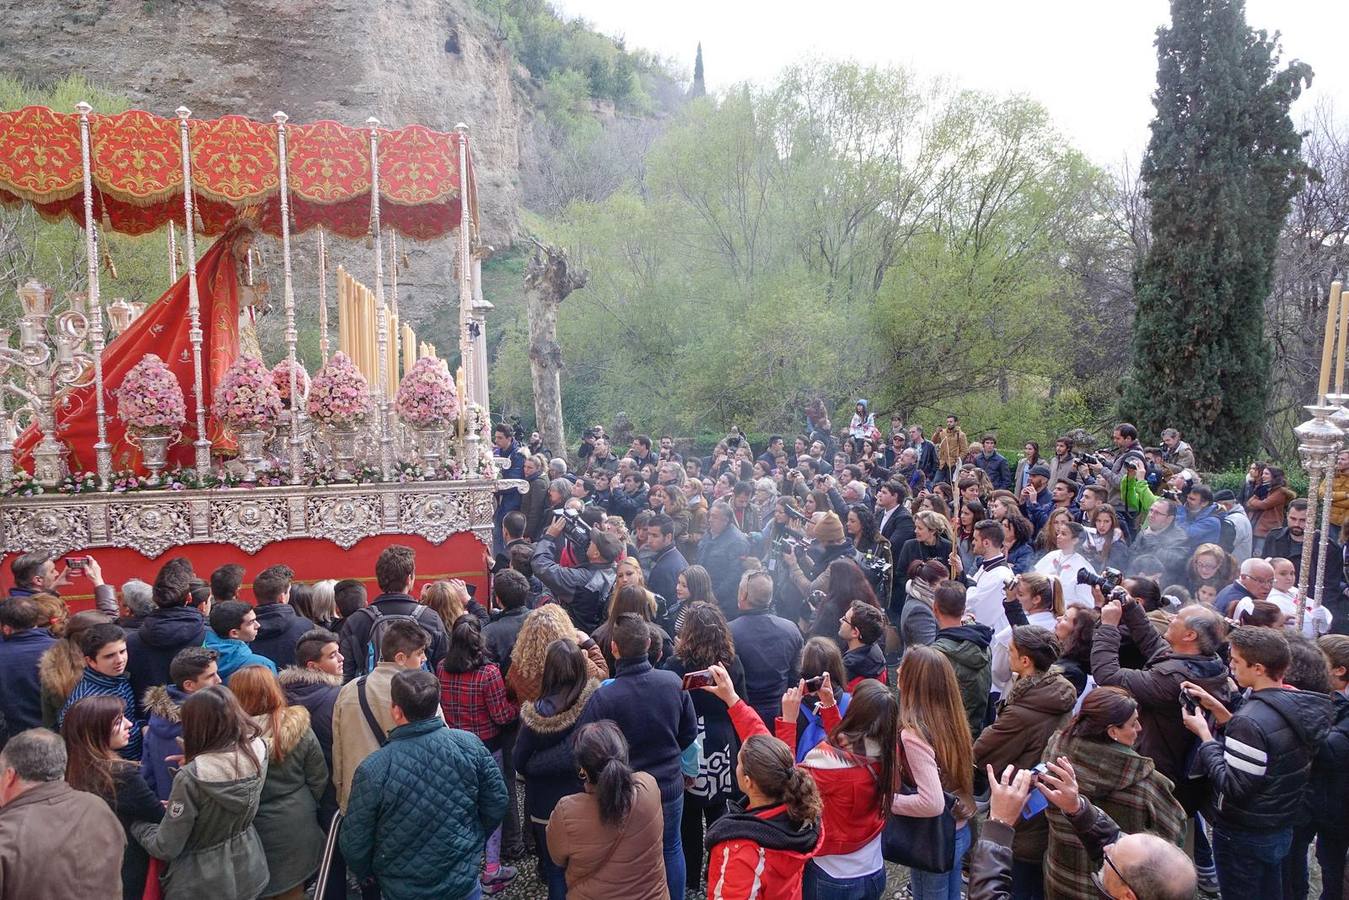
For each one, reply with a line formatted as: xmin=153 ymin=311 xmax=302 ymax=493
xmin=1263 ymin=499 xmax=1345 ymax=605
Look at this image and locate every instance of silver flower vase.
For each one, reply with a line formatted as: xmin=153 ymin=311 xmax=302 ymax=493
xmin=412 ymin=426 xmax=448 ymax=478
xmin=327 ymin=424 xmax=360 ymax=481
xmin=132 ymin=429 xmax=176 ymax=485
xmin=236 ymin=429 xmax=268 ymax=483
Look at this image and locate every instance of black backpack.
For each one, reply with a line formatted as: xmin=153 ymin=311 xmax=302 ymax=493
xmin=360 ymin=603 xmax=439 ymax=675
xmin=1217 ymin=513 xmax=1237 ymax=554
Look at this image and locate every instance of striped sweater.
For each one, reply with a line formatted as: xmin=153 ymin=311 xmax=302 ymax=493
xmin=59 ymin=669 xmax=143 ymax=760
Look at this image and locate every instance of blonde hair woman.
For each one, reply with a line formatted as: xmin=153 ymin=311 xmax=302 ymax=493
xmin=419 ymin=579 xmax=486 ymax=631
xmin=507 ymin=604 xmax=609 ymax=701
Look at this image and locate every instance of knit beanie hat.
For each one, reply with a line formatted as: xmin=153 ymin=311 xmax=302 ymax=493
xmin=815 ymin=512 xmax=845 ymax=544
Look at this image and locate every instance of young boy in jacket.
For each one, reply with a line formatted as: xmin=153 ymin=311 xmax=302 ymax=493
xmin=140 ymin=647 xmax=221 ymax=800
xmin=203 ymin=600 xmax=277 ymax=682
xmin=1182 ymin=626 xmax=1333 ymax=898
xmin=839 ymin=601 xmax=887 ymax=690
xmin=59 ymin=622 xmax=143 ymax=760
xmin=931 ymin=581 xmax=994 ymax=740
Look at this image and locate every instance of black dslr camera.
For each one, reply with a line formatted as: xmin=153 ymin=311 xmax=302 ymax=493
xmin=1076 ymin=566 xmax=1123 ymax=593
xmin=551 ymin=507 xmax=591 ymax=542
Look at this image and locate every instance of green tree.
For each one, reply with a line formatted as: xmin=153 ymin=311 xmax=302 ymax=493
xmin=690 ymin=43 xmax=706 ymax=98
xmin=1120 ymin=0 xmax=1312 ymax=467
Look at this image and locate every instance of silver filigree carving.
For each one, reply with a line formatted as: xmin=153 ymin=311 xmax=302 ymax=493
xmin=399 ymin=492 xmax=470 ymax=544
xmin=1 ymin=504 xmax=90 ymax=556
xmin=307 ymin=494 xmax=382 ymax=549
xmin=210 ymin=496 xmax=291 ymax=554
xmin=108 ymin=502 xmax=190 ymax=559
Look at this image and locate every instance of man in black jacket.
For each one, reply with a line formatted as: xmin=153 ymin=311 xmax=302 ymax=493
xmin=1263 ymin=499 xmax=1344 ymax=603
xmin=697 ymin=501 xmax=752 ymax=619
xmin=729 ymin=571 xmax=803 ymax=728
xmin=531 ymin=523 xmax=621 ymax=633
xmin=644 ymin=514 xmax=688 ymax=606
xmin=575 ymin=613 xmax=697 ymax=900
xmin=125 ymin=557 xmax=207 ymax=697
xmin=974 ymin=435 xmax=1013 ymax=491
xmin=908 ymin=425 xmax=938 ymax=483
xmin=1183 ymin=626 xmax=1333 ymax=899
xmin=249 ymin=564 xmax=314 ymax=669
xmin=339 ymin=545 xmax=449 ymax=680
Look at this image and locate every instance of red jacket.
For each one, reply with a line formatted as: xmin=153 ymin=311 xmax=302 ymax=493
xmin=710 ymin=701 xmax=823 ymax=899
xmin=776 ymin=703 xmax=886 ymax=857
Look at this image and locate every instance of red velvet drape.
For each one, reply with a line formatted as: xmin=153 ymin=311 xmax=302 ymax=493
xmin=15 ymin=226 xmax=244 ymax=475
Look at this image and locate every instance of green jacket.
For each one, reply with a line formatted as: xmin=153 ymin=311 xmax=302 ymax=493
xmin=131 ymin=738 xmax=269 ymax=900
xmin=1121 ymin=475 xmax=1157 ymax=517
xmin=253 ymin=707 xmax=328 ymax=895
xmin=933 ymin=623 xmax=994 ymax=740
xmin=340 ymin=717 xmax=508 ymax=900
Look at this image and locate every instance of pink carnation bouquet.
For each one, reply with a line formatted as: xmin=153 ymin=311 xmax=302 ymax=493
xmin=395 ymin=357 xmax=459 ymax=428
xmin=212 ymin=354 xmax=283 ymax=431
xmin=307 ymin=352 xmax=372 ymax=426
xmin=115 ymin=354 xmax=186 ymax=434
xmin=270 ymin=358 xmax=310 ymax=409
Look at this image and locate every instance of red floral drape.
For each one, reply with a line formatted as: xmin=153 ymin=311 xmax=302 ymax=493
xmin=0 ymin=107 xmax=478 ymax=239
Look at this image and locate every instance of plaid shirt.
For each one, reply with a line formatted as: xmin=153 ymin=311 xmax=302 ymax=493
xmin=438 ymin=662 xmax=519 ymax=748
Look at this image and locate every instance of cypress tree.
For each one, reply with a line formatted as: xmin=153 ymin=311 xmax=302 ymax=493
xmin=1120 ymin=0 xmax=1312 ymax=468
xmin=690 ymin=42 xmax=706 ymax=98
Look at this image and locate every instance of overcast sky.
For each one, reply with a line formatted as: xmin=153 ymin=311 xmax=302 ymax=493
xmin=551 ymin=0 xmax=1347 ymax=168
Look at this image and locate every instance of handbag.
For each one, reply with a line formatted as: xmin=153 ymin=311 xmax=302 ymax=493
xmin=881 ymin=729 xmax=958 ymax=873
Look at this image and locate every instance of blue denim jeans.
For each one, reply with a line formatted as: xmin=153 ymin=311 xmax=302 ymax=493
xmin=661 ymin=792 xmax=686 ymax=900
xmin=909 ymin=823 xmax=972 ymax=900
xmin=801 ymin=861 xmax=886 ymax=899
xmin=530 ymin=822 xmax=567 ymax=899
xmin=1214 ymin=824 xmax=1293 ymax=900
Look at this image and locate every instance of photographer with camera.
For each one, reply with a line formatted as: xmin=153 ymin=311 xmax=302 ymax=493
xmin=1083 ymin=423 xmax=1146 ymax=516
xmin=1090 ymin=588 xmax=1229 ymax=819
xmin=761 ymin=499 xmax=809 ymax=621
xmin=532 ymin=514 xmax=623 ymax=634
xmin=1131 ymin=499 xmax=1192 ymax=587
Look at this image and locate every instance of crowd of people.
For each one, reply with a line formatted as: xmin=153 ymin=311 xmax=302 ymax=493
xmin=0 ymin=409 xmax=1346 ymax=900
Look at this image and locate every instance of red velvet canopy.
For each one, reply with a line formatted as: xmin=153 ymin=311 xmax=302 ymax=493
xmin=0 ymin=106 xmax=479 ymax=239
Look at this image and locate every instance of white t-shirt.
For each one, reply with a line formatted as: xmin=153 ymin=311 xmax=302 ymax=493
xmin=1035 ymin=550 xmax=1096 ymax=608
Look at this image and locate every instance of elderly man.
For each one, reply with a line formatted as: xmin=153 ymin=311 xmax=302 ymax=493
xmin=973 ymin=759 xmax=1196 ymax=900
xmin=0 ymin=729 xmax=125 ymax=899
xmin=117 ymin=579 xmax=155 ymax=630
xmin=1215 ymin=557 xmax=1275 ymax=617
xmin=697 ymin=500 xmax=752 ymax=619
xmin=1159 ymin=428 xmax=1196 ymax=473
xmin=1091 ymin=593 xmax=1229 ymax=815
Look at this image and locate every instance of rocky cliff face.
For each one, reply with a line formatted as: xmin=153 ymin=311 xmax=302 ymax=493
xmin=0 ymin=0 xmax=537 ymax=355
xmin=0 ymin=0 xmax=524 ymax=247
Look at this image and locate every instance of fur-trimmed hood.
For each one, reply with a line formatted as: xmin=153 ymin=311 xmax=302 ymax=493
xmin=253 ymin=705 xmax=311 ymax=760
xmin=143 ymin=683 xmax=186 ymax=722
xmin=520 ymin=679 xmax=598 ymax=735
xmin=276 ymin=665 xmax=342 ymax=690
xmin=38 ymin=641 xmax=83 ymax=705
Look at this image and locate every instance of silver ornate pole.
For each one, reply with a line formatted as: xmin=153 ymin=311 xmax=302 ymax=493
xmin=1295 ymin=405 xmax=1343 ymax=629
xmin=168 ymin=221 xmax=179 ymax=284
xmin=176 ymin=106 xmax=211 ymax=471
xmin=76 ymin=102 xmax=112 ymax=487
xmin=317 ymin=227 xmax=330 ymax=360
xmin=456 ymin=124 xmax=480 ymax=475
xmin=367 ymin=117 xmax=392 ymax=479
xmin=274 ymin=112 xmax=304 ymax=483
xmin=389 ymin=232 xmax=400 ymax=387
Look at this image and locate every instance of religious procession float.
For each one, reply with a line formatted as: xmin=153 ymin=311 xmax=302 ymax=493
xmin=0 ymin=103 xmax=521 ymax=603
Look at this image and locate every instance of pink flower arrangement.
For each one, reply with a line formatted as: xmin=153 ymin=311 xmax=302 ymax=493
xmin=307 ymin=352 xmax=372 ymax=426
xmin=212 ymin=354 xmax=283 ymax=431
xmin=115 ymin=354 xmax=186 ymax=434
xmin=395 ymin=357 xmax=459 ymax=428
xmin=270 ymin=358 xmax=310 ymax=409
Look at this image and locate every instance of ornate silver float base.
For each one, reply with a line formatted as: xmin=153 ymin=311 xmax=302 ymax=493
xmin=0 ymin=477 xmax=528 ymax=559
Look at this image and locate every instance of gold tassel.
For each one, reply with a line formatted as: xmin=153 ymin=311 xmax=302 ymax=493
xmin=103 ymin=246 xmax=118 ymax=280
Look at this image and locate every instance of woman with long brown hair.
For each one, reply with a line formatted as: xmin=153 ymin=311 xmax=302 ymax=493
xmin=1041 ymin=686 xmax=1185 ymax=899
xmin=592 ymin=580 xmax=673 ymax=671
xmin=420 ymin=578 xmax=489 ymax=632
xmin=1082 ymin=505 xmax=1129 ymax=572
xmin=38 ymin=609 xmax=111 ymax=727
xmin=805 ymin=558 xmax=880 ymax=641
xmin=662 ymin=602 xmax=747 ymax=886
xmin=131 ymin=685 xmax=270 ymax=900
xmin=669 ymin=564 xmax=717 ymax=635
xmin=229 ymin=666 xmax=327 ymax=900
xmin=63 ymin=695 xmax=163 ymax=897
xmin=892 ymin=645 xmax=975 ymax=900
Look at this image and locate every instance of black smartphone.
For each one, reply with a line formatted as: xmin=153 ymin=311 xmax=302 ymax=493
xmin=802 ymin=675 xmax=824 ymax=692
xmin=1180 ymin=687 xmax=1199 ymax=717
